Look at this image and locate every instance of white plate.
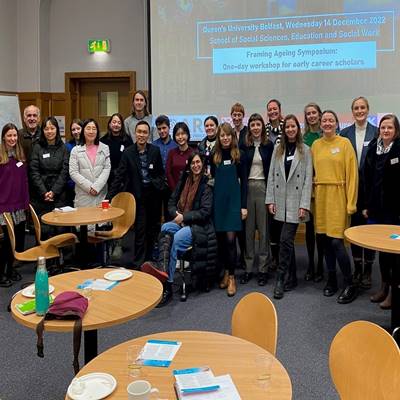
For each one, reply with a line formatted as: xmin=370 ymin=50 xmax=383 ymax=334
xmin=21 ymin=284 xmax=55 ymax=298
xmin=67 ymin=372 xmax=117 ymax=400
xmin=103 ymin=269 xmax=133 ymax=281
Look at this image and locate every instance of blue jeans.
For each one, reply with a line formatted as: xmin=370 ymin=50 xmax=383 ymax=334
xmin=161 ymin=222 xmax=192 ymax=283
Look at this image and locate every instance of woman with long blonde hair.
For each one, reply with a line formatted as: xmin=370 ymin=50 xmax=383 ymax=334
xmin=211 ymin=122 xmax=248 ymax=296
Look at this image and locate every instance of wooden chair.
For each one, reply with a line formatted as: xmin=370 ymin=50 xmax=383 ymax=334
xmin=231 ymin=292 xmax=278 ymax=356
xmin=4 ymin=213 xmax=60 ymax=262
xmin=29 ymin=204 xmax=78 ymax=250
xmin=88 ymin=192 xmax=136 ymax=265
xmin=329 ymin=320 xmax=400 ymax=400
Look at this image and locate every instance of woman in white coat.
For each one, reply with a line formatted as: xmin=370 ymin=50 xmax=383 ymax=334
xmin=69 ymin=119 xmax=111 ymax=209
xmin=266 ymin=115 xmax=313 ymax=299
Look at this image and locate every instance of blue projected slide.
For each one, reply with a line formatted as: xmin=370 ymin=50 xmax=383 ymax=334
xmin=197 ymin=11 xmax=394 ymax=75
xmin=150 ymin=1 xmax=400 ymax=142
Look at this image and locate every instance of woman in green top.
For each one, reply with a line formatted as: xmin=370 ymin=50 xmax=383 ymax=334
xmin=303 ymin=102 xmax=325 ymax=282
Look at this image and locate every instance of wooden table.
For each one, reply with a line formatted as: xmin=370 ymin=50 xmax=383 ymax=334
xmin=42 ymin=206 xmax=124 ymax=237
xmin=11 ymin=269 xmax=162 ymax=363
xmin=42 ymin=206 xmax=124 ymax=265
xmin=345 ymin=224 xmax=400 ymax=330
xmin=66 ymin=330 xmax=292 ymax=400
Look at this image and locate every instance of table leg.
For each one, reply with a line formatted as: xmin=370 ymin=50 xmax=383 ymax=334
xmin=391 ymin=254 xmax=400 ymax=333
xmin=84 ymin=329 xmax=98 ymax=364
xmin=77 ymin=225 xmax=90 ymax=267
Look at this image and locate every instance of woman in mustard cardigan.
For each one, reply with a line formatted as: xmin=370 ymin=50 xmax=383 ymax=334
xmin=312 ymin=110 xmax=359 ymax=304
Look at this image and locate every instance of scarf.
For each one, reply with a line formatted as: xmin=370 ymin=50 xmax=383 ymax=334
xmin=177 ymin=175 xmax=201 ymax=214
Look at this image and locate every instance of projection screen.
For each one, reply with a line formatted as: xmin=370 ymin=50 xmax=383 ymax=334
xmin=149 ymin=1 xmax=400 ymax=140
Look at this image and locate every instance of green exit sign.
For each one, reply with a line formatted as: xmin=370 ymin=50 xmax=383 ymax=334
xmin=88 ymin=39 xmax=111 ymax=54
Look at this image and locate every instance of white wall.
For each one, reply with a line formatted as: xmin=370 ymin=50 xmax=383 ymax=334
xmin=0 ymin=0 xmax=147 ymax=92
xmin=49 ymin=0 xmax=147 ymax=92
xmin=16 ymin=0 xmax=41 ymax=91
xmin=0 ymin=0 xmax=18 ymax=91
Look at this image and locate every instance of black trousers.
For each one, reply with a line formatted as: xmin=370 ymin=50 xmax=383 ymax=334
xmin=160 ymin=186 xmax=172 ymax=222
xmin=133 ymin=187 xmax=161 ymax=268
xmin=323 ymin=235 xmax=353 ymax=287
xmin=277 ymin=222 xmax=298 ymax=277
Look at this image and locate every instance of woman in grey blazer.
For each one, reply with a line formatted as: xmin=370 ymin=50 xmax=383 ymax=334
xmin=69 ymin=119 xmax=111 ymax=210
xmin=266 ymin=115 xmax=313 ymax=299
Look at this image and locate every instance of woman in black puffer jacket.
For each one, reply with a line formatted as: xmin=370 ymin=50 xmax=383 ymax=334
xmin=29 ymin=117 xmax=69 ymax=237
xmin=141 ymin=152 xmax=217 ymax=306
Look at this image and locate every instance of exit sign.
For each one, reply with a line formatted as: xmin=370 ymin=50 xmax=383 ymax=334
xmin=88 ymin=39 xmax=111 ymax=54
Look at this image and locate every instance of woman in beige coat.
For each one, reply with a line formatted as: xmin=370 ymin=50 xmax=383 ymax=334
xmin=69 ymin=119 xmax=111 ymax=209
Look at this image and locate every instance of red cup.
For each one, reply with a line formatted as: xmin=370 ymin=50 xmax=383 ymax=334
xmin=101 ymin=199 xmax=110 ymax=210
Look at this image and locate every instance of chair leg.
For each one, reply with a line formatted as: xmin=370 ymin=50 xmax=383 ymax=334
xmin=103 ymin=242 xmax=108 ymax=266
xmin=179 ymin=259 xmax=187 ymax=302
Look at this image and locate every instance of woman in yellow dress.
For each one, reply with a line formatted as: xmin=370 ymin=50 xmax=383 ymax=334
xmin=311 ymin=110 xmax=359 ymax=304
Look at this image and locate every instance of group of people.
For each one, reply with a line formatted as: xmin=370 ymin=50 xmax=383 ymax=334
xmin=0 ymin=93 xmax=398 ymax=315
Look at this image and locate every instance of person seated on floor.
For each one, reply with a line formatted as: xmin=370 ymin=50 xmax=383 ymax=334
xmin=141 ymin=152 xmax=217 ymax=307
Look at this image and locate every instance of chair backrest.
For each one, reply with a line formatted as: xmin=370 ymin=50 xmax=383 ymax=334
xmin=231 ymin=292 xmax=278 ymax=355
xmin=329 ymin=320 xmax=400 ymax=400
xmin=29 ymin=204 xmax=42 ymax=243
xmin=3 ymin=213 xmax=17 ymax=256
xmin=110 ymin=192 xmax=136 ymax=237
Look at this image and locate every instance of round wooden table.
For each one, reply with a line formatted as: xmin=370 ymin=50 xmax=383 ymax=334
xmin=42 ymin=206 xmax=125 ymax=265
xmin=345 ymin=225 xmax=400 ymax=330
xmin=41 ymin=206 xmax=125 ymax=227
xmin=11 ymin=269 xmax=163 ymax=363
xmin=65 ymin=330 xmax=292 ymax=400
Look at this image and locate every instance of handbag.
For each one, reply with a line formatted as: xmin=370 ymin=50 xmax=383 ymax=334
xmin=36 ymin=291 xmax=88 ymax=374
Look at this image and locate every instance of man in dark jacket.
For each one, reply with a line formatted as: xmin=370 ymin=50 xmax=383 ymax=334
xmin=108 ymin=120 xmax=165 ymax=268
xmin=19 ymin=105 xmax=41 ymax=162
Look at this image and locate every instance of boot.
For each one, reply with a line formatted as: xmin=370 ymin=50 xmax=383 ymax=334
xmin=269 ymin=244 xmax=279 ymax=272
xmin=304 ymin=263 xmax=314 ymax=281
xmin=370 ymin=282 xmax=389 ymax=303
xmin=227 ymin=275 xmax=236 ymax=297
xmin=353 ymin=260 xmax=363 ymax=286
xmin=284 ymin=272 xmax=298 ymax=292
xmin=157 ymin=281 xmax=173 ymax=307
xmin=360 ymin=262 xmax=372 ymax=290
xmin=323 ymin=272 xmax=338 ymax=297
xmin=157 ymin=232 xmax=174 ymax=273
xmin=337 ymin=284 xmax=358 ymax=304
xmin=219 ymin=270 xmax=229 ymax=289
xmin=284 ymin=257 xmax=297 ymax=292
xmin=274 ymin=273 xmax=285 ymax=299
xmin=314 ymin=261 xmax=324 ymax=283
xmin=379 ymin=287 xmax=392 ymax=310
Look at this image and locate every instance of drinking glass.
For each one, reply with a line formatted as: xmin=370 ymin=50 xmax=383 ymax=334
xmin=255 ymin=353 xmax=273 ymax=389
xmin=127 ymin=345 xmax=144 ymax=378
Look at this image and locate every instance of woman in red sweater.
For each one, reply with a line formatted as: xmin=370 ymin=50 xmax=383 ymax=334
xmin=166 ymin=122 xmax=194 ymax=192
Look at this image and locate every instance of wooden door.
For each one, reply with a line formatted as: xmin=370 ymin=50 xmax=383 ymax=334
xmin=78 ymin=78 xmax=131 ymax=134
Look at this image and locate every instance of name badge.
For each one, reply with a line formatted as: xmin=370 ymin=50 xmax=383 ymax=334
xmin=223 ymin=160 xmax=231 ymax=165
xmin=16 ymin=161 xmax=23 ymax=168
xmin=331 ymin=147 xmax=340 ymax=154
xmin=43 ymin=153 xmax=50 ymax=159
xmin=363 ymin=141 xmax=370 ymax=147
xmin=120 ymin=145 xmax=124 ymax=152
xmin=286 ymin=155 xmax=294 ymax=161
xmin=390 ymin=157 xmax=399 ymax=165
xmin=149 ymin=163 xmax=154 ymax=169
